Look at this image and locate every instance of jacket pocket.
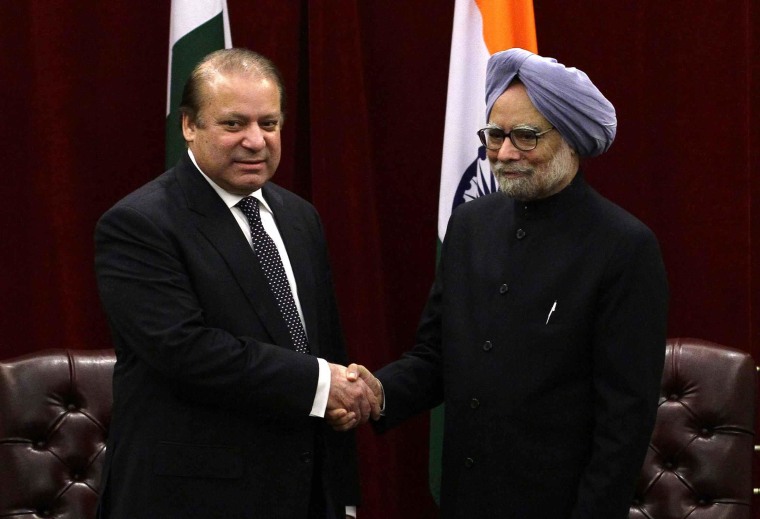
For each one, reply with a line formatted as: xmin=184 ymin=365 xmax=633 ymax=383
xmin=153 ymin=441 xmax=243 ymax=479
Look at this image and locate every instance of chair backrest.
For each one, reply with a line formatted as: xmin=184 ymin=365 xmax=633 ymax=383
xmin=630 ymin=338 xmax=756 ymax=519
xmin=0 ymin=342 xmax=754 ymax=518
xmin=0 ymin=349 xmax=115 ymax=519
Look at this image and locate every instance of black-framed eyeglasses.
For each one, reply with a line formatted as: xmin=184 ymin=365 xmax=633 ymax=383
xmin=477 ymin=125 xmax=555 ymax=152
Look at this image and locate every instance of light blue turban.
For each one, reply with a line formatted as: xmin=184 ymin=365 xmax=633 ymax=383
xmin=485 ymin=48 xmax=617 ymax=157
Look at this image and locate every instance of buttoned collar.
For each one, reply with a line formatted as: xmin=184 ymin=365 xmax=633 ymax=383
xmin=513 ymin=170 xmax=589 ymax=221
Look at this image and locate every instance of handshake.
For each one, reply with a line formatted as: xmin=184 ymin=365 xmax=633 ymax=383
xmin=326 ymin=363 xmax=383 ymax=431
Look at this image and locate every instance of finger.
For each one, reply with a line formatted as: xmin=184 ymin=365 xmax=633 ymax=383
xmin=356 ymin=366 xmax=381 ymax=398
xmin=326 ymin=408 xmax=348 ymax=421
xmin=362 ymin=382 xmax=381 ymax=420
xmin=333 ymin=416 xmax=358 ymax=432
xmin=345 ymin=402 xmax=360 ymax=420
xmin=346 ymin=363 xmax=360 ymax=381
xmin=328 ymin=411 xmax=356 ymax=428
xmin=330 ymin=413 xmax=358 ymax=431
xmin=354 ymin=365 xmax=371 ymax=384
xmin=369 ymin=395 xmax=382 ymax=421
xmin=357 ymin=389 xmax=371 ymax=424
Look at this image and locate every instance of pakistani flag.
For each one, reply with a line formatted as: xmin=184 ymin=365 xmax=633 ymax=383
xmin=165 ymin=0 xmax=232 ymax=168
xmin=430 ymin=0 xmax=538 ymax=504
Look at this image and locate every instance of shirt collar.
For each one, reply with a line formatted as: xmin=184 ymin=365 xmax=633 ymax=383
xmin=188 ymin=149 xmax=274 ymax=215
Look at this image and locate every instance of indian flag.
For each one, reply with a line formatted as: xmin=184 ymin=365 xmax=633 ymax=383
xmin=429 ymin=0 xmax=538 ymax=504
xmin=165 ymin=0 xmax=232 ymax=168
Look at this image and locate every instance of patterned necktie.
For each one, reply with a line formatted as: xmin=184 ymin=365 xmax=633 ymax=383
xmin=237 ymin=196 xmax=310 ymax=354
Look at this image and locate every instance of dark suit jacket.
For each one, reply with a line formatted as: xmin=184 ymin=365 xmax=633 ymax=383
xmin=94 ymin=153 xmax=358 ymax=518
xmin=375 ymin=175 xmax=668 ymax=518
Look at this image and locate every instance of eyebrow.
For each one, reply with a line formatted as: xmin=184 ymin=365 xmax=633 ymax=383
xmin=510 ymin=123 xmax=542 ymax=132
xmin=217 ymin=112 xmax=249 ymax=121
xmin=486 ymin=123 xmax=542 ymax=132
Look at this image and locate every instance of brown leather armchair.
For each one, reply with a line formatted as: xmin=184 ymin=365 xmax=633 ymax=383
xmin=0 ymin=349 xmax=115 ymax=519
xmin=0 ymin=341 xmax=755 ymax=518
xmin=630 ymin=338 xmax=756 ymax=518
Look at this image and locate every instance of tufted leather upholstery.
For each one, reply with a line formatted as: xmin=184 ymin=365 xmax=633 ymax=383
xmin=0 ymin=349 xmax=115 ymax=519
xmin=630 ymin=338 xmax=755 ymax=519
xmin=0 ymin=342 xmax=754 ymax=518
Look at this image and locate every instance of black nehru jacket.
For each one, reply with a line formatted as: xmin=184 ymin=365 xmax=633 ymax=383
xmin=375 ymin=172 xmax=668 ymax=518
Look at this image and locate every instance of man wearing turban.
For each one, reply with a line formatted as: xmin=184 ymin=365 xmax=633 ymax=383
xmin=345 ymin=49 xmax=669 ymax=518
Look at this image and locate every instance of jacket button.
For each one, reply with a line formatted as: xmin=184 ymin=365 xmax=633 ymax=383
xmin=499 ymin=283 xmax=508 ymax=294
xmin=516 ymin=228 xmax=526 ymax=239
xmin=482 ymin=341 xmax=493 ymax=351
xmin=464 ymin=457 xmax=474 ymax=468
xmin=300 ymin=451 xmax=312 ymax=464
xmin=470 ymin=398 xmax=480 ymax=409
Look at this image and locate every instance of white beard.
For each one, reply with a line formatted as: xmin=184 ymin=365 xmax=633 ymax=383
xmin=492 ymin=142 xmax=576 ymax=201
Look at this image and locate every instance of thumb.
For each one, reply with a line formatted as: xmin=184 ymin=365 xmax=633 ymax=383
xmin=346 ymin=363 xmax=360 ymax=381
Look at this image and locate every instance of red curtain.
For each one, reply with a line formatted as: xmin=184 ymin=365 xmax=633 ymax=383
xmin=1 ymin=1 xmax=758 ymax=517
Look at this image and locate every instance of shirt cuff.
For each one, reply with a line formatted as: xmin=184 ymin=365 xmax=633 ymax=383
xmin=346 ymin=505 xmax=357 ymax=517
xmin=309 ymin=357 xmax=330 ymax=417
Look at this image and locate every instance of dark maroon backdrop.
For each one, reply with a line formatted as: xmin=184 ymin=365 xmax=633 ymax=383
xmin=1 ymin=1 xmax=758 ymax=517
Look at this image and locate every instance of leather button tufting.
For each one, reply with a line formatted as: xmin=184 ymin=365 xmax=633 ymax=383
xmin=300 ymin=451 xmax=312 ymax=464
xmin=499 ymin=284 xmax=509 ymax=294
xmin=516 ymin=228 xmax=526 ymax=239
xmin=470 ymin=398 xmax=480 ymax=409
xmin=482 ymin=341 xmax=493 ymax=352
xmin=464 ymin=457 xmax=474 ymax=468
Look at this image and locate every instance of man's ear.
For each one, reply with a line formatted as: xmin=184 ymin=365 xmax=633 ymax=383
xmin=181 ymin=112 xmax=196 ymax=143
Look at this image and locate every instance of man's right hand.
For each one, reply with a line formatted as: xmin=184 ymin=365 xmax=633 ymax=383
xmin=346 ymin=363 xmax=383 ymax=409
xmin=326 ymin=363 xmax=380 ymax=431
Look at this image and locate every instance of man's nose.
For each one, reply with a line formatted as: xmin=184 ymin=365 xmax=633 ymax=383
xmin=241 ymin=124 xmax=266 ymax=149
xmin=495 ymin=137 xmax=522 ymax=161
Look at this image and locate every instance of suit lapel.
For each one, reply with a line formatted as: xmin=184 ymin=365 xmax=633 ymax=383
xmin=174 ymin=154 xmax=294 ymax=350
xmin=263 ymin=185 xmax=321 ymax=356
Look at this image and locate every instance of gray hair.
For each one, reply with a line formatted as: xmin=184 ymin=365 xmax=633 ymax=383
xmin=180 ymin=48 xmax=286 ymax=127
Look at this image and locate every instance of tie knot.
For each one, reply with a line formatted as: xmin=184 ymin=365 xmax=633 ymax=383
xmin=237 ymin=196 xmax=261 ymax=222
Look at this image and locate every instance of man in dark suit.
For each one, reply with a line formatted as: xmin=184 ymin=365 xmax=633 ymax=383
xmin=95 ymin=48 xmax=377 ymax=519
xmin=345 ymin=49 xmax=668 ymax=518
